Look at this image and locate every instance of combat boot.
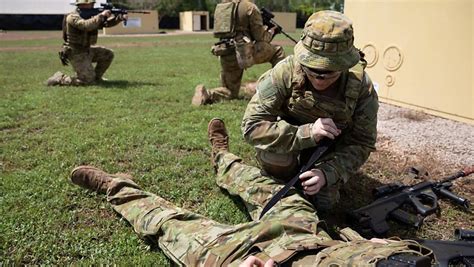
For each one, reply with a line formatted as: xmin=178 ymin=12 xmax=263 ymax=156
xmin=70 ymin=165 xmax=130 ymax=194
xmin=207 ymin=118 xmax=229 ymax=170
xmin=45 ymin=71 xmax=65 ymax=86
xmin=191 ymin=84 xmax=211 ymax=106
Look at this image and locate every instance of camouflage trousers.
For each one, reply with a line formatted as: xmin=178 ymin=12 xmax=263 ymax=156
xmin=208 ymin=42 xmax=285 ymax=103
xmin=106 ymin=151 xmax=331 ymax=266
xmin=256 ymin=149 xmax=341 ymax=211
xmin=105 ymin=151 xmax=427 ymax=266
xmin=53 ymin=46 xmax=114 ymax=86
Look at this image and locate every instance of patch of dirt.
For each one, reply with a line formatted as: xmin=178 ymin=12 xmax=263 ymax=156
xmin=324 ymin=103 xmax=474 ymax=239
xmin=0 ymin=30 xmax=61 ymax=40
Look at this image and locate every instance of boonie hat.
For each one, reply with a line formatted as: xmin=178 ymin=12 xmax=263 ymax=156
xmin=294 ymin=10 xmax=360 ymax=71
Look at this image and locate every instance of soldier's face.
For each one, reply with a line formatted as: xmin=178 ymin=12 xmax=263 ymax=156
xmin=303 ymin=66 xmax=341 ymax=91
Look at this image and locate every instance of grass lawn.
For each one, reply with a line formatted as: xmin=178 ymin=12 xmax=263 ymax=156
xmin=1 ymin=31 xmax=472 ymax=265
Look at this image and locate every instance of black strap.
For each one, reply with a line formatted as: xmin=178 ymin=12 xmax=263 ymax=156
xmin=259 ymin=138 xmax=333 ymax=219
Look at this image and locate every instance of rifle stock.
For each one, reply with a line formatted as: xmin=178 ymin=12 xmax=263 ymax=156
xmin=416 ymin=239 xmax=474 ymax=266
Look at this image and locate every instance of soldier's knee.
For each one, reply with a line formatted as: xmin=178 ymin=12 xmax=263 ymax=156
xmin=256 ymin=150 xmax=299 ymax=180
xmin=312 ymin=185 xmax=340 ymax=211
xmin=108 ymin=50 xmax=114 ymax=61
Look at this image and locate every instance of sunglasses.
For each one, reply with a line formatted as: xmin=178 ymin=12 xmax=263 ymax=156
xmin=302 ymin=66 xmax=341 ymax=80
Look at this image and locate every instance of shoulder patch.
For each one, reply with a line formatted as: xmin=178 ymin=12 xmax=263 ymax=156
xmin=256 ymin=71 xmax=276 ymax=100
xmin=348 ymin=62 xmax=365 ymax=81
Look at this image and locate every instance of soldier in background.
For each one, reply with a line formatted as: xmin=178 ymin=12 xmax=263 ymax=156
xmin=242 ymin=10 xmax=379 ymax=211
xmin=46 ymin=0 xmax=126 ymax=86
xmin=70 ymin=118 xmax=432 ymax=266
xmin=191 ymin=0 xmax=286 ymax=106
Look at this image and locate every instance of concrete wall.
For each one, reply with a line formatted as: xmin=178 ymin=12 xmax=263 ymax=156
xmin=345 ymin=0 xmax=473 ymax=124
xmin=180 ymin=11 xmax=209 ymax=31
xmin=103 ymin=10 xmax=159 ymax=35
xmin=272 ymin=12 xmax=297 ymax=33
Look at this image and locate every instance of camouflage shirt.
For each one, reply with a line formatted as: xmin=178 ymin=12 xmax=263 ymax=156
xmin=234 ymin=0 xmax=273 ymax=43
xmin=242 ymin=55 xmax=379 ymax=186
xmin=64 ymin=8 xmax=122 ymax=50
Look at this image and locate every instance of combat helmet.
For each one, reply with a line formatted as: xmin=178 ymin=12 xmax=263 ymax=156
xmin=294 ymin=10 xmax=360 ymax=71
xmin=75 ymin=0 xmax=96 ymax=5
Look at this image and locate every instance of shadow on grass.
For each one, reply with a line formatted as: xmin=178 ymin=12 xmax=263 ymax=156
xmin=98 ymin=80 xmax=160 ymax=89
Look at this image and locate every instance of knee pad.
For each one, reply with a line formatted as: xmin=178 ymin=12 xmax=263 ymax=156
xmin=256 ymin=150 xmax=298 ymax=180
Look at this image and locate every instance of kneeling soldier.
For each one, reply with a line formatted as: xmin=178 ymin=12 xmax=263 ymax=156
xmin=46 ymin=0 xmax=126 ymax=86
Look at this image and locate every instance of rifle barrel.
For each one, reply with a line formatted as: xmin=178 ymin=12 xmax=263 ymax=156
xmin=281 ymin=30 xmax=298 ymax=44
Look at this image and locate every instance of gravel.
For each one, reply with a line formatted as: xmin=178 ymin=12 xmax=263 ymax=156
xmin=377 ymin=102 xmax=474 ymax=167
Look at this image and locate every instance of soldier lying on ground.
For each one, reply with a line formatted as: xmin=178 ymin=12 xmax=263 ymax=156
xmin=70 ymin=118 xmax=433 ymax=266
xmin=242 ymin=10 xmax=379 ymax=212
xmin=46 ymin=0 xmax=126 ymax=86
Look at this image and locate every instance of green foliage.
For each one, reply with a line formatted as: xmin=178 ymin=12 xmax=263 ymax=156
xmin=120 ymin=0 xmax=343 ymax=23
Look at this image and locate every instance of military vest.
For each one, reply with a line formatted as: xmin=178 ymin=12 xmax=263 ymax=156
xmin=213 ymin=0 xmax=240 ymax=39
xmin=279 ymin=56 xmax=368 ymax=130
xmin=64 ymin=9 xmax=99 ymax=49
xmin=224 ymin=227 xmax=431 ymax=266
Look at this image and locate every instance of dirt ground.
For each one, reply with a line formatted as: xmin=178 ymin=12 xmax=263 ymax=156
xmin=0 ymin=30 xmax=294 ymax=52
xmin=0 ymin=30 xmax=62 ymax=40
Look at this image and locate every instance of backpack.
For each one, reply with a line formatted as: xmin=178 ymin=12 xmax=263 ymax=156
xmin=213 ymin=1 xmax=239 ymax=39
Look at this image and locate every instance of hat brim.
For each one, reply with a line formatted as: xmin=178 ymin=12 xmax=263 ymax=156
xmin=294 ymin=41 xmax=360 ymax=71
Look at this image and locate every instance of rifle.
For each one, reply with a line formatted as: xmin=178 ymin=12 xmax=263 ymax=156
xmin=349 ymin=167 xmax=473 ymax=236
xmin=416 ymin=229 xmax=474 ymax=266
xmin=79 ymin=3 xmax=150 ymax=25
xmin=260 ymin=7 xmax=298 ymax=44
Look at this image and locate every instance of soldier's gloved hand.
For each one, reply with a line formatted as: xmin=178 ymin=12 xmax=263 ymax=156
xmin=268 ymin=25 xmax=280 ymax=37
xmin=101 ymin=10 xmax=112 ymax=18
xmin=311 ymin=118 xmax=341 ymax=143
xmin=272 ymin=25 xmax=281 ymax=35
xmin=239 ymin=255 xmax=275 ymax=267
xmin=299 ymin=168 xmax=327 ymax=195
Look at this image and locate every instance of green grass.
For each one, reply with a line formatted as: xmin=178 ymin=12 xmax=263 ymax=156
xmin=1 ymin=32 xmax=472 ymax=265
xmin=0 ymin=32 xmax=295 ymax=265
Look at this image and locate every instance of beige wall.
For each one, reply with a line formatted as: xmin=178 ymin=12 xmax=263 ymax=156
xmin=103 ymin=10 xmax=159 ymax=35
xmin=272 ymin=12 xmax=297 ymax=33
xmin=345 ymin=0 xmax=473 ymax=124
xmin=180 ymin=11 xmax=210 ymax=31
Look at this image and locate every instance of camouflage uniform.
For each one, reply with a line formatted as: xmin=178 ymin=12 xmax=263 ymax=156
xmin=241 ymin=11 xmax=379 ymax=209
xmin=46 ymin=8 xmax=123 ymax=86
xmin=102 ymin=151 xmax=429 ymax=266
xmin=193 ymin=0 xmax=286 ymax=104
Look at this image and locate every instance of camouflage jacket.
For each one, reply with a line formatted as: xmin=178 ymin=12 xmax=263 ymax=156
xmin=234 ymin=0 xmax=273 ymax=43
xmin=242 ymin=55 xmax=379 ymax=186
xmin=64 ymin=8 xmax=122 ymax=50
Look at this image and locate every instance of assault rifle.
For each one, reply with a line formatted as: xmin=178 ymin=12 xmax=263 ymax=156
xmin=79 ymin=3 xmax=149 ymax=25
xmin=350 ymin=167 xmax=473 ymax=236
xmin=260 ymin=7 xmax=298 ymax=44
xmin=416 ymin=229 xmax=474 ymax=266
